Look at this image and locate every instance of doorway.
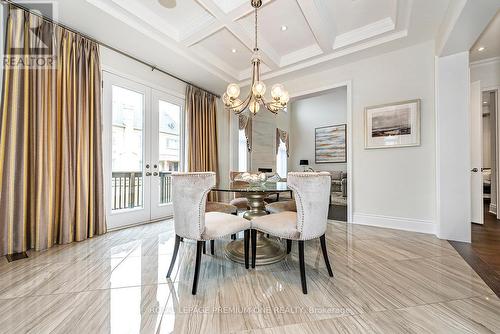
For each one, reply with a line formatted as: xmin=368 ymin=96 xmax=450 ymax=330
xmin=102 ymin=72 xmax=185 ymax=230
xmin=289 ymin=82 xmax=353 ymax=223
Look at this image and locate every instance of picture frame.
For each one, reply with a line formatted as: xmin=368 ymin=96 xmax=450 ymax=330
xmin=364 ymin=99 xmax=421 ymax=149
xmin=315 ymin=124 xmax=347 ymax=163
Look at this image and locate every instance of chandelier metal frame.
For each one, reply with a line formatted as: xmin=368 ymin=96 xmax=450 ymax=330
xmin=223 ymin=0 xmax=289 ymax=115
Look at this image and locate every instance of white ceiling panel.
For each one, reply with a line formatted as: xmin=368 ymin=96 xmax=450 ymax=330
xmin=192 ymin=28 xmax=253 ymax=72
xmin=212 ymin=0 xmax=248 ymax=14
xmin=237 ymin=0 xmax=318 ymax=57
xmin=326 ymin=0 xmax=398 ymax=34
xmin=470 ymin=12 xmax=500 ymax=62
xmin=111 ymin=0 xmax=215 ymax=41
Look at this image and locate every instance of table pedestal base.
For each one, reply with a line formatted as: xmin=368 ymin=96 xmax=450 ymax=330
xmin=224 ymin=192 xmax=286 ymax=266
xmin=225 ymin=233 xmax=286 ymax=265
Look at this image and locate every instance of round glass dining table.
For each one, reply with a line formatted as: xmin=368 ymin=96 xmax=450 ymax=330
xmin=213 ymin=181 xmax=292 ymax=266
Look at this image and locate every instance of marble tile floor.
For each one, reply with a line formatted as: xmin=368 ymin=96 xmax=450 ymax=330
xmin=0 ymin=220 xmax=499 ymax=334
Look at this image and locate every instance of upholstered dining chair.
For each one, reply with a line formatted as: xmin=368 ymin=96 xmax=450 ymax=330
xmin=206 ymin=201 xmax=239 ymax=242
xmin=167 ymin=172 xmax=251 ymax=295
xmin=265 ymin=200 xmax=297 ymax=214
xmin=229 ymin=171 xmax=250 ymax=210
xmin=250 ymin=172 xmax=333 ymax=294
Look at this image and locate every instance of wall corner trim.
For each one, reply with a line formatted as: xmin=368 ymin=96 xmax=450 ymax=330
xmin=352 ymin=213 xmax=436 ymax=235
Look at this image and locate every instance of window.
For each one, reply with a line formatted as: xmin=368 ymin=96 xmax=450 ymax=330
xmin=238 ymin=129 xmax=248 ymax=172
xmin=276 ymin=139 xmax=287 ymax=178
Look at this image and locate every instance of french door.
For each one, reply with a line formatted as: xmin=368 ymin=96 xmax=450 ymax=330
xmin=103 ymin=72 xmax=184 ymax=229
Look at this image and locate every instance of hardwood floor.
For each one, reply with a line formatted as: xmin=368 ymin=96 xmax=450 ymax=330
xmin=0 ymin=220 xmax=499 ymax=333
xmin=450 ymin=205 xmax=500 ymax=297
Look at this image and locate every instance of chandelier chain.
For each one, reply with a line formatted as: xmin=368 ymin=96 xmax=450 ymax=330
xmin=254 ymin=8 xmax=258 ymax=51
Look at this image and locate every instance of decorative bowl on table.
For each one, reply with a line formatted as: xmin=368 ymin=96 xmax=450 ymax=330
xmin=237 ymin=172 xmax=267 ymax=186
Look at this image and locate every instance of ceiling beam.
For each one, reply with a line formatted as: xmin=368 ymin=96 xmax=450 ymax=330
xmin=296 ymin=0 xmax=335 ymax=53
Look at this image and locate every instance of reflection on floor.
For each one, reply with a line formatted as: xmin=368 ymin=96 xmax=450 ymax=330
xmin=450 ymin=205 xmax=500 ymax=297
xmin=1 ymin=220 xmax=499 ymax=333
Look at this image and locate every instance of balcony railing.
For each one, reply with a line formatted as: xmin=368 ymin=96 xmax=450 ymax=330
xmin=111 ymin=171 xmax=172 ymax=210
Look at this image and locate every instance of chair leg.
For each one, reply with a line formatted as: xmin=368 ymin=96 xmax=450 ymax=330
xmin=192 ymin=241 xmax=204 ymax=295
xmin=286 ymin=240 xmax=292 ymax=254
xmin=231 ymin=234 xmax=237 ymax=240
xmin=244 ymin=230 xmax=250 ymax=269
xmin=320 ymin=235 xmax=334 ymax=277
xmin=203 ymin=241 xmax=206 ymax=254
xmin=251 ymin=229 xmax=257 ymax=268
xmin=166 ymin=235 xmax=181 ymax=278
xmin=298 ymin=240 xmax=307 ymax=294
xmin=210 ymin=240 xmax=215 ymax=255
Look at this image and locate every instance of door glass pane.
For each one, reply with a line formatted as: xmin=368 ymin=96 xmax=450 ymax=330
xmin=158 ymin=100 xmax=181 ymax=204
xmin=111 ymin=85 xmax=144 ymax=211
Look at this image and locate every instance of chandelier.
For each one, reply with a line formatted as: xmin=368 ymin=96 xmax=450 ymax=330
xmin=223 ymin=0 xmax=289 ymax=115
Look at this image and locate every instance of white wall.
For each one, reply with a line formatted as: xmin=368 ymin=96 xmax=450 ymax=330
xmin=289 ymin=88 xmax=348 ymax=172
xmin=435 ymin=52 xmax=471 ymax=242
xmin=264 ymin=41 xmax=436 ymax=232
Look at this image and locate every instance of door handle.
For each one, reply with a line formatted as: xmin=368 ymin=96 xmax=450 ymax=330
xmin=146 ymin=172 xmax=152 ymax=176
xmin=153 ymin=172 xmax=159 ymax=176
xmin=471 ymin=168 xmax=478 ymax=173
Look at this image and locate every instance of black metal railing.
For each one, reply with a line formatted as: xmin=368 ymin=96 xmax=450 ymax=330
xmin=111 ymin=171 xmax=172 ymax=210
xmin=159 ymin=171 xmax=172 ymax=204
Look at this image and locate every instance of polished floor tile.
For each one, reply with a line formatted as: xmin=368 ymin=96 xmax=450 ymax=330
xmin=0 ymin=220 xmax=498 ymax=334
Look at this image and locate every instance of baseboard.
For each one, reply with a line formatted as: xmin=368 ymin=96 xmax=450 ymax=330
xmin=489 ymin=204 xmax=497 ymax=215
xmin=352 ymin=213 xmax=436 ymax=235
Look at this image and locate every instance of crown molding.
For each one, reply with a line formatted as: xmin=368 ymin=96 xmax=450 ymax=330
xmin=280 ymin=44 xmax=323 ymax=68
xmin=470 ymin=56 xmax=500 ymax=68
xmin=333 ymin=17 xmax=396 ymax=50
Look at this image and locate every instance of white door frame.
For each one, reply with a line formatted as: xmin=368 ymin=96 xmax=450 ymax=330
xmin=470 ymin=81 xmax=483 ymax=224
xmin=103 ymin=71 xmax=184 ymax=230
xmin=487 ymin=86 xmax=500 ymax=218
xmin=150 ymin=89 xmax=185 ymax=220
xmin=289 ymin=80 xmax=353 ymax=224
xmin=103 ymin=72 xmax=152 ymax=229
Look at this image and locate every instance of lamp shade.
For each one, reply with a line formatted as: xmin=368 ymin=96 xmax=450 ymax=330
xmin=299 ymin=160 xmax=309 ymax=166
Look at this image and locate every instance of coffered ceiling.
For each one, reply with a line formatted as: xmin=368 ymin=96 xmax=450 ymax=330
xmin=85 ymin=0 xmax=420 ymax=83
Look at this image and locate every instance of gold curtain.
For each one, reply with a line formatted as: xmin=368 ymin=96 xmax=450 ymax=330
xmin=186 ymin=85 xmax=219 ymax=174
xmin=186 ymin=85 xmax=219 ymax=201
xmin=0 ymin=7 xmax=106 ymax=256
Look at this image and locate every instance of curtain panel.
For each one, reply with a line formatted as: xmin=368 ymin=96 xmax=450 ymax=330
xmin=238 ymin=114 xmax=252 ymax=152
xmin=0 ymin=7 xmax=106 ymax=256
xmin=276 ymin=128 xmax=290 ymax=157
xmin=186 ymin=85 xmax=219 ymax=174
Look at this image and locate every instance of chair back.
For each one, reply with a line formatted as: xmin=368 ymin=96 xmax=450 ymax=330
xmin=171 ymin=172 xmax=215 ymax=240
xmin=287 ymin=172 xmax=331 ymax=240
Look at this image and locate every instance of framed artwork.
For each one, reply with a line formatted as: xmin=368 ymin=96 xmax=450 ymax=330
xmin=365 ymin=99 xmax=421 ymax=149
xmin=315 ymin=124 xmax=347 ymax=163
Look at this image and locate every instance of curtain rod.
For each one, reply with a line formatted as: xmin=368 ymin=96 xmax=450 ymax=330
xmin=0 ymin=0 xmax=221 ymax=98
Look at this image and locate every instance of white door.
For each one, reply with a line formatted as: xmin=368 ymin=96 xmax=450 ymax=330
xmin=470 ymin=80 xmax=484 ymax=224
xmin=103 ymin=72 xmax=183 ymax=229
xmin=150 ymin=90 xmax=184 ymax=220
